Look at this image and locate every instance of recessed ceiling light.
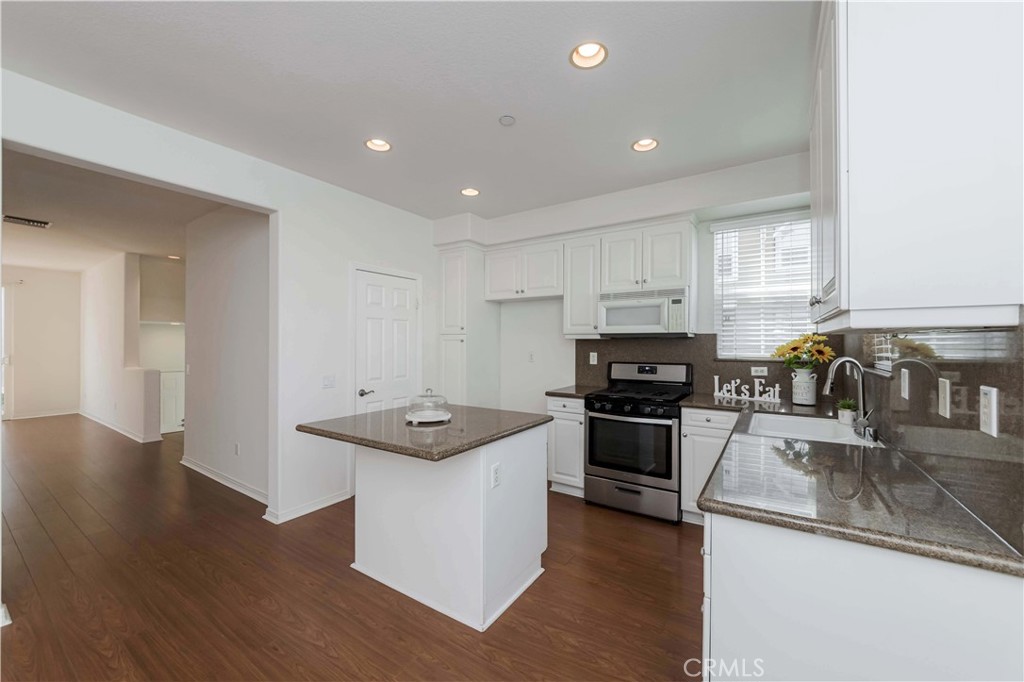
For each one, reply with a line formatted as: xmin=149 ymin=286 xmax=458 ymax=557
xmin=570 ymin=42 xmax=608 ymax=69
xmin=365 ymin=138 xmax=391 ymax=152
xmin=632 ymin=138 xmax=659 ymax=152
xmin=460 ymin=188 xmax=480 ymax=197
xmin=168 ymin=255 xmax=182 ymax=260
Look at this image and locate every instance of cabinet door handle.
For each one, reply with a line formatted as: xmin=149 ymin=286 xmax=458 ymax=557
xmin=808 ymin=295 xmax=822 ymax=307
xmin=460 ymin=339 xmax=465 ymax=343
xmin=635 ymin=279 xmax=640 ymax=285
xmin=705 ymin=417 xmax=712 ymax=422
xmin=643 ymin=278 xmax=649 ymax=284
xmin=578 ymin=421 xmax=583 ymax=426
xmin=460 ymin=326 xmax=465 ymax=330
xmin=593 ymin=325 xmax=598 ymax=330
xmin=682 ymin=432 xmax=688 ymax=438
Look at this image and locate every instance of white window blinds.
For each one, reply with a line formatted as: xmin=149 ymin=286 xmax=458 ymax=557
xmin=713 ymin=212 xmax=813 ymax=360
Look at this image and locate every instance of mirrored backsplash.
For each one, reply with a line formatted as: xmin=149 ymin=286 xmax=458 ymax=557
xmin=843 ymin=326 xmax=1024 ymax=553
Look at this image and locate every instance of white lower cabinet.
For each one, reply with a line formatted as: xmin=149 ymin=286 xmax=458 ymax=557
xmin=546 ymin=398 xmax=584 ymax=497
xmin=702 ymin=513 xmax=1024 ymax=681
xmin=680 ymin=409 xmax=737 ymax=523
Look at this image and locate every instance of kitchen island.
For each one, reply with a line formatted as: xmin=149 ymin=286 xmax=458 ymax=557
xmin=297 ymin=405 xmax=552 ymax=631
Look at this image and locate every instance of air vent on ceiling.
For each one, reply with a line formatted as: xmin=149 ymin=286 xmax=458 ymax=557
xmin=3 ymin=215 xmax=51 ymax=229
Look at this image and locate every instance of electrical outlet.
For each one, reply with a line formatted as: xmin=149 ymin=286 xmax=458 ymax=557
xmin=980 ymin=386 xmax=999 ymax=437
xmin=938 ymin=378 xmax=951 ymax=419
xmin=751 ymin=367 xmax=768 ymax=377
xmin=900 ymin=369 xmax=910 ymax=400
xmin=490 ymin=463 xmax=501 ymax=488
xmin=234 ymin=443 xmax=240 ymax=456
xmin=322 ymin=374 xmax=336 ymax=389
xmin=589 ymin=352 xmax=598 ymax=365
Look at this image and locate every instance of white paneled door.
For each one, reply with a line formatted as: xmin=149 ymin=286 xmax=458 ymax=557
xmin=355 ymin=270 xmax=420 ymax=415
xmin=160 ymin=371 xmax=185 ymax=434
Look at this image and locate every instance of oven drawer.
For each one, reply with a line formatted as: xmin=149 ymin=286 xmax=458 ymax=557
xmin=547 ymin=397 xmax=584 ymax=414
xmin=584 ymin=475 xmax=680 ymax=522
xmin=681 ymin=408 xmax=738 ymax=431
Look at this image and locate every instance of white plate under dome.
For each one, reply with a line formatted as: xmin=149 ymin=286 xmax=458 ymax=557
xmin=405 ymin=409 xmax=452 ymax=425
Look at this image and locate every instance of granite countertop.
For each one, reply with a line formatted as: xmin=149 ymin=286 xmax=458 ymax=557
xmin=698 ymin=408 xmax=1024 ymax=577
xmin=545 ymin=385 xmax=603 ymax=400
xmin=297 ymin=405 xmax=552 ymax=461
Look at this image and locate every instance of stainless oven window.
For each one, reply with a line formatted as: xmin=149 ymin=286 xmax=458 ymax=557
xmin=587 ymin=415 xmax=674 ymax=479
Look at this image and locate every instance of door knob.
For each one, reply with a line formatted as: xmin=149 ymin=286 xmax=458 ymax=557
xmin=357 ymin=388 xmax=375 ymax=397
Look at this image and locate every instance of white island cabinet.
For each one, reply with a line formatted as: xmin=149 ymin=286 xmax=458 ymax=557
xmin=297 ymin=405 xmax=551 ymax=632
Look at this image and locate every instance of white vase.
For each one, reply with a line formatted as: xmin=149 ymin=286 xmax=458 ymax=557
xmin=791 ymin=368 xmax=817 ymax=406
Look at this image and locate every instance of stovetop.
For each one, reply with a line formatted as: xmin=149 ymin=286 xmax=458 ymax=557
xmin=585 ymin=362 xmax=694 ymax=418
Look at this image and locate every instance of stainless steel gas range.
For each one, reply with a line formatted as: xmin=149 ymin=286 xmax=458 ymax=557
xmin=583 ymin=362 xmax=693 ymax=522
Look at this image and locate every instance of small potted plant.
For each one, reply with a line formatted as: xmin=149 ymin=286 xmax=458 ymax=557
xmin=836 ymin=398 xmax=857 ymax=426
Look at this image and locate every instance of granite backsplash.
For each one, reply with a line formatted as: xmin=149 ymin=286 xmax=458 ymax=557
xmin=574 ymin=334 xmax=847 ymax=401
xmin=843 ymin=326 xmax=1024 ymax=553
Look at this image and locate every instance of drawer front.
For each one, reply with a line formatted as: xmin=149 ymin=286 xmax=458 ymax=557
xmin=546 ymin=397 xmax=584 ymax=414
xmin=681 ymin=408 xmax=738 ymax=431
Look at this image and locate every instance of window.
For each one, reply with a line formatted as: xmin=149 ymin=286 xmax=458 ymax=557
xmin=713 ymin=211 xmax=813 ymax=360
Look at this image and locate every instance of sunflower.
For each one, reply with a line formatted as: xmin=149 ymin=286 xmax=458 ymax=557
xmin=809 ymin=343 xmax=836 ymax=363
xmin=799 ymin=333 xmax=829 ymax=344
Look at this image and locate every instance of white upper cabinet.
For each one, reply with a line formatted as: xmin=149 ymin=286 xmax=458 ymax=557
xmin=601 ymin=221 xmax=694 ymax=294
xmin=440 ymin=249 xmax=467 ymax=334
xmin=811 ymin=0 xmax=1023 ymax=331
xmin=484 ymin=243 xmax=563 ymax=301
xmin=600 ymin=231 xmax=643 ymax=293
xmin=563 ymin=236 xmax=601 ymax=336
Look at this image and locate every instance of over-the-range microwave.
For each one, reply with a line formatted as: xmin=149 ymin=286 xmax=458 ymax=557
xmin=597 ymin=288 xmax=692 ymax=336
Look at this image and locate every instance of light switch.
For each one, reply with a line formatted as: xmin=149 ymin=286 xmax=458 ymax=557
xmin=937 ymin=378 xmax=951 ymax=419
xmin=900 ymin=369 xmax=910 ymax=400
xmin=751 ymin=367 xmax=768 ymax=377
xmin=589 ymin=352 xmax=598 ymax=365
xmin=980 ymin=386 xmax=999 ymax=437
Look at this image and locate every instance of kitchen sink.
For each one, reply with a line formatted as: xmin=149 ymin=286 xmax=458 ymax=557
xmin=747 ymin=413 xmax=885 ymax=448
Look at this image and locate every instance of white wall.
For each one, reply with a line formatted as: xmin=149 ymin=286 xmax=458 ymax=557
xmin=1 ymin=71 xmax=439 ymax=522
xmin=140 ymin=255 xmax=185 ymax=322
xmin=1 ymin=266 xmax=81 ymax=419
xmin=182 ymin=206 xmax=270 ymax=500
xmin=139 ymin=323 xmax=185 ymax=371
xmin=79 ymin=252 xmax=161 ymax=442
xmin=498 ymin=300 xmax=575 ymax=413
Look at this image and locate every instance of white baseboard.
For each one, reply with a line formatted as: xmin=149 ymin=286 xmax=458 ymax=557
xmin=79 ymin=411 xmax=162 ymax=443
xmin=682 ymin=510 xmax=705 ymax=526
xmin=549 ymin=481 xmax=584 ymax=498
xmin=180 ymin=457 xmax=268 ymax=504
xmin=263 ymin=489 xmax=351 ymax=525
xmin=350 ymin=559 xmax=543 ymax=632
xmin=7 ymin=409 xmax=79 ymax=420
xmin=0 ymin=603 xmax=10 ymax=627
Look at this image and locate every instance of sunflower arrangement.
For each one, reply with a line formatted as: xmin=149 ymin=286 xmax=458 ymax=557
xmin=772 ymin=333 xmax=836 ymax=369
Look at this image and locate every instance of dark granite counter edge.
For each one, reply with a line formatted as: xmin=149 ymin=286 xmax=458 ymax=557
xmin=296 ymin=415 xmax=553 ymax=462
xmin=697 ymin=496 xmax=1024 ymax=578
xmin=544 ymin=385 xmax=602 ymax=400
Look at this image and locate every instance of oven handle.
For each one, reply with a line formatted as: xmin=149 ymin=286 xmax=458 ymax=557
xmin=585 ymin=411 xmax=677 ymax=427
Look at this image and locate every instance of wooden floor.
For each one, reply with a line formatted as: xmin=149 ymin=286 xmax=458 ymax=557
xmin=1 ymin=414 xmax=703 ymax=681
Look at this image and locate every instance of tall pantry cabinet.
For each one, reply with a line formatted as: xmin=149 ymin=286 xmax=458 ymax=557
xmin=437 ymin=247 xmax=500 ymax=407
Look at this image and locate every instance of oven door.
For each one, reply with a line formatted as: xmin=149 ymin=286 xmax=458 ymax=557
xmin=584 ymin=412 xmax=680 ymax=491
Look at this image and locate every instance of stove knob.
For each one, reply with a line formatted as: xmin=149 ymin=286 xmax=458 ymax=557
xmin=641 ymin=406 xmax=652 ymax=415
xmin=655 ymin=407 xmax=665 ymax=416
xmin=623 ymin=404 xmax=632 ymax=413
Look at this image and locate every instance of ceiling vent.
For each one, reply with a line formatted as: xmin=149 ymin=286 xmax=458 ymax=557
xmin=3 ymin=214 xmax=51 ymax=229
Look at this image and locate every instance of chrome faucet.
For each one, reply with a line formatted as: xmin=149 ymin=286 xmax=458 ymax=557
xmin=822 ymin=356 xmax=875 ymax=441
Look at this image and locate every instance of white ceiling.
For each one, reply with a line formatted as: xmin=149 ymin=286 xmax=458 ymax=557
xmin=0 ymin=1 xmax=819 ymax=220
xmin=2 ymin=150 xmax=222 ymax=271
